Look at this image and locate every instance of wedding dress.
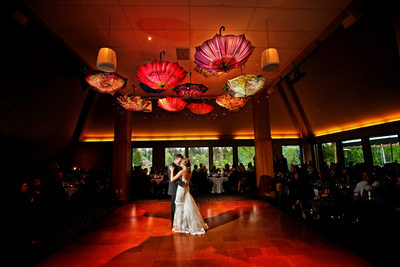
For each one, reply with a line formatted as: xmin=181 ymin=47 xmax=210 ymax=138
xmin=173 ymin=175 xmax=208 ymax=235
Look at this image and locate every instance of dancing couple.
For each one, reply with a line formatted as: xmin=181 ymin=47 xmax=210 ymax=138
xmin=167 ymin=154 xmax=208 ymax=235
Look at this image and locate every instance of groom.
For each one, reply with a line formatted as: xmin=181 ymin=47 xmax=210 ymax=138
xmin=167 ymin=153 xmax=185 ymax=227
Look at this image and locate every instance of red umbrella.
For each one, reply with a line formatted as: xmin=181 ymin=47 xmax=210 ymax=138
xmin=194 ymin=26 xmax=255 ymax=73
xmin=174 ymin=83 xmax=208 ymax=98
xmin=187 ymin=103 xmax=214 ymax=115
xmin=85 ymin=71 xmax=127 ymax=94
xmin=136 ymin=50 xmax=187 ymax=90
xmin=116 ymin=94 xmax=151 ymax=112
xmin=158 ymin=97 xmax=187 ymax=112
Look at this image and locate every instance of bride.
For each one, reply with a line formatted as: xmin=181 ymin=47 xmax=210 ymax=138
xmin=169 ymin=158 xmax=208 ymax=235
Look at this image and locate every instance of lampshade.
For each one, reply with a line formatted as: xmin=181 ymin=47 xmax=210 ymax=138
xmin=261 ymin=48 xmax=279 ymax=72
xmin=97 ymin=47 xmax=117 ymax=72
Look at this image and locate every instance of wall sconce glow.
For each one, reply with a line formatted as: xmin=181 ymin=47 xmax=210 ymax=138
xmin=97 ymin=47 xmax=117 ymax=72
xmin=261 ymin=48 xmax=280 ymax=72
xmin=147 ymin=36 xmax=152 ymax=41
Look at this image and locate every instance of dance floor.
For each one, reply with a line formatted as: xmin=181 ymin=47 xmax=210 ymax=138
xmin=36 ymin=200 xmax=371 ymax=266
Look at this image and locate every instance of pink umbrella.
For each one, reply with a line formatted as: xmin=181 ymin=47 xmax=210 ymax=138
xmin=194 ymin=26 xmax=255 ymax=73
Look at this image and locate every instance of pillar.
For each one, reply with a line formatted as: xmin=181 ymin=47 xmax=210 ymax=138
xmin=252 ymin=93 xmax=274 ymax=196
xmin=112 ymin=108 xmax=132 ymax=202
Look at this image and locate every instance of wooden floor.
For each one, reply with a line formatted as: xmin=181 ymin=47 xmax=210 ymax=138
xmin=36 ymin=200 xmax=372 ymax=267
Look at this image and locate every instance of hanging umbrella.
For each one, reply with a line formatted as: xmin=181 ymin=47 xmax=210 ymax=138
xmin=225 ymin=74 xmax=265 ymax=97
xmin=136 ymin=50 xmax=187 ymax=90
xmin=194 ymin=26 xmax=255 ymax=73
xmin=158 ymin=97 xmax=187 ymax=112
xmin=187 ymin=103 xmax=214 ymax=115
xmin=194 ymin=65 xmax=223 ymax=78
xmin=85 ymin=71 xmax=127 ymax=94
xmin=174 ymin=83 xmax=208 ymax=98
xmin=216 ymin=94 xmax=248 ymax=111
xmin=139 ymin=82 xmax=165 ymax=94
xmin=116 ymin=94 xmax=151 ymax=112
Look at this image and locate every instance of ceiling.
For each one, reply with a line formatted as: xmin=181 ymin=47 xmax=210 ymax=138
xmin=24 ymin=0 xmax=351 ymax=97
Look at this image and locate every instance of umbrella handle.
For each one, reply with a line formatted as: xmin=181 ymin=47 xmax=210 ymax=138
xmin=160 ymin=50 xmax=166 ymax=61
xmin=219 ymin=26 xmax=225 ymax=35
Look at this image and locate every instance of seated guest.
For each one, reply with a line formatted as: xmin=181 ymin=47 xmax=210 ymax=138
xmin=210 ymin=165 xmax=218 ymax=175
xmin=354 ymin=171 xmax=373 ymax=199
xmin=223 ymin=164 xmax=231 ymax=176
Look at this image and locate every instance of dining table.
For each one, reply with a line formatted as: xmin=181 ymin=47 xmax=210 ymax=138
xmin=209 ymin=176 xmax=228 ymax=194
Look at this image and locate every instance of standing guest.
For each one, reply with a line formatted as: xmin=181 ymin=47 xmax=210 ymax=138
xmin=238 ymin=165 xmax=248 ymax=193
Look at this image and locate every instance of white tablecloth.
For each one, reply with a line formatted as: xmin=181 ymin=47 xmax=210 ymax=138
xmin=210 ymin=177 xmax=228 ymax=194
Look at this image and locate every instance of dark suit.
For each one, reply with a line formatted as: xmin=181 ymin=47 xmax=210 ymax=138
xmin=167 ymin=162 xmax=184 ymax=224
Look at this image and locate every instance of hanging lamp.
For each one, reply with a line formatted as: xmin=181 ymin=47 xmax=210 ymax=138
xmin=96 ymin=19 xmax=117 ymax=72
xmin=261 ymin=18 xmax=280 ymax=72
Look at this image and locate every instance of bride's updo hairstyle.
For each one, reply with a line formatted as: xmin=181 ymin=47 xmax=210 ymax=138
xmin=182 ymin=158 xmax=192 ymax=172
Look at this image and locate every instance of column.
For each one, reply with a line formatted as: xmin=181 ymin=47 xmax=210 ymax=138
xmin=252 ymin=93 xmax=274 ymax=196
xmin=112 ymin=108 xmax=132 ymax=202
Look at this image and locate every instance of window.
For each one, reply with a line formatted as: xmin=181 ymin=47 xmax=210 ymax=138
xmin=369 ymin=134 xmax=400 ymax=166
xmin=212 ymin=147 xmax=233 ymax=169
xmin=188 ymin=147 xmax=209 ymax=171
xmin=132 ymin=148 xmax=153 ymax=170
xmin=165 ymin=147 xmax=185 ymax=166
xmin=322 ymin=142 xmax=337 ymax=165
xmin=238 ymin=146 xmax=255 ymax=167
xmin=342 ymin=139 xmax=364 ymax=167
xmin=282 ymin=145 xmax=301 ymax=167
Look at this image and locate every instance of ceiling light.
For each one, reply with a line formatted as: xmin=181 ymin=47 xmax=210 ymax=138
xmin=261 ymin=18 xmax=280 ymax=72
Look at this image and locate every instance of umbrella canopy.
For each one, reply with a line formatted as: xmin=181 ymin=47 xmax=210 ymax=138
xmin=216 ymin=94 xmax=248 ymax=111
xmin=194 ymin=27 xmax=254 ymax=73
xmin=174 ymin=83 xmax=208 ymax=98
xmin=116 ymin=94 xmax=151 ymax=112
xmin=139 ymin=82 xmax=165 ymax=94
xmin=225 ymin=74 xmax=265 ymax=97
xmin=194 ymin=65 xmax=223 ymax=78
xmin=86 ymin=71 xmax=127 ymax=94
xmin=137 ymin=60 xmax=187 ymax=90
xmin=158 ymin=97 xmax=187 ymax=112
xmin=187 ymin=103 xmax=214 ymax=115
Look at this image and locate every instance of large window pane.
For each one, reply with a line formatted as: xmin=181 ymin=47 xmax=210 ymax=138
xmin=282 ymin=145 xmax=301 ymax=167
xmin=212 ymin=147 xmax=233 ymax=169
xmin=369 ymin=134 xmax=399 ymax=166
xmin=342 ymin=139 xmax=364 ymax=167
xmin=132 ymin=148 xmax=153 ymax=170
xmin=165 ymin=147 xmax=185 ymax=166
xmin=238 ymin=146 xmax=255 ymax=167
xmin=188 ymin=147 xmax=209 ymax=171
xmin=322 ymin=142 xmax=337 ymax=165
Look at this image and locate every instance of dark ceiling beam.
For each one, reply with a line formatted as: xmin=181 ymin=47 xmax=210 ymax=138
xmin=283 ymin=76 xmax=314 ymax=138
xmin=391 ymin=0 xmax=400 ymax=56
xmin=72 ymin=90 xmax=97 ymax=143
xmin=275 ymin=82 xmax=304 ymax=137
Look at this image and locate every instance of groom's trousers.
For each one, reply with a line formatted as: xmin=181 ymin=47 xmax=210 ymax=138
xmin=170 ymin=194 xmax=177 ymax=224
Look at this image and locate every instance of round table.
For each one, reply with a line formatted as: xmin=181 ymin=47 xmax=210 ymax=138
xmin=210 ymin=177 xmax=228 ymax=194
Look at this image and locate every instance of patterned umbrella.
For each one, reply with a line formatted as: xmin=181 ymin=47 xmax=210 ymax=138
xmin=216 ymin=94 xmax=248 ymax=111
xmin=136 ymin=51 xmax=187 ymax=90
xmin=194 ymin=65 xmax=223 ymax=78
xmin=225 ymin=74 xmax=265 ymax=97
xmin=116 ymin=94 xmax=152 ymax=112
xmin=158 ymin=97 xmax=187 ymax=112
xmin=86 ymin=71 xmax=127 ymax=94
xmin=194 ymin=26 xmax=255 ymax=73
xmin=174 ymin=83 xmax=208 ymax=98
xmin=139 ymin=82 xmax=165 ymax=94
xmin=187 ymin=103 xmax=214 ymax=115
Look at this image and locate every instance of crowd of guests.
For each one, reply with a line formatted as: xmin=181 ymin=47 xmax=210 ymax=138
xmin=131 ymin=162 xmax=257 ymax=198
xmin=269 ymin=159 xmax=400 ymax=223
xmin=14 ymin=162 xmax=113 ymax=261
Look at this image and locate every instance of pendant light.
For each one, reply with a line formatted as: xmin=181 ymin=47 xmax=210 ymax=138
xmin=97 ymin=19 xmax=117 ymax=72
xmin=261 ymin=18 xmax=280 ymax=72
